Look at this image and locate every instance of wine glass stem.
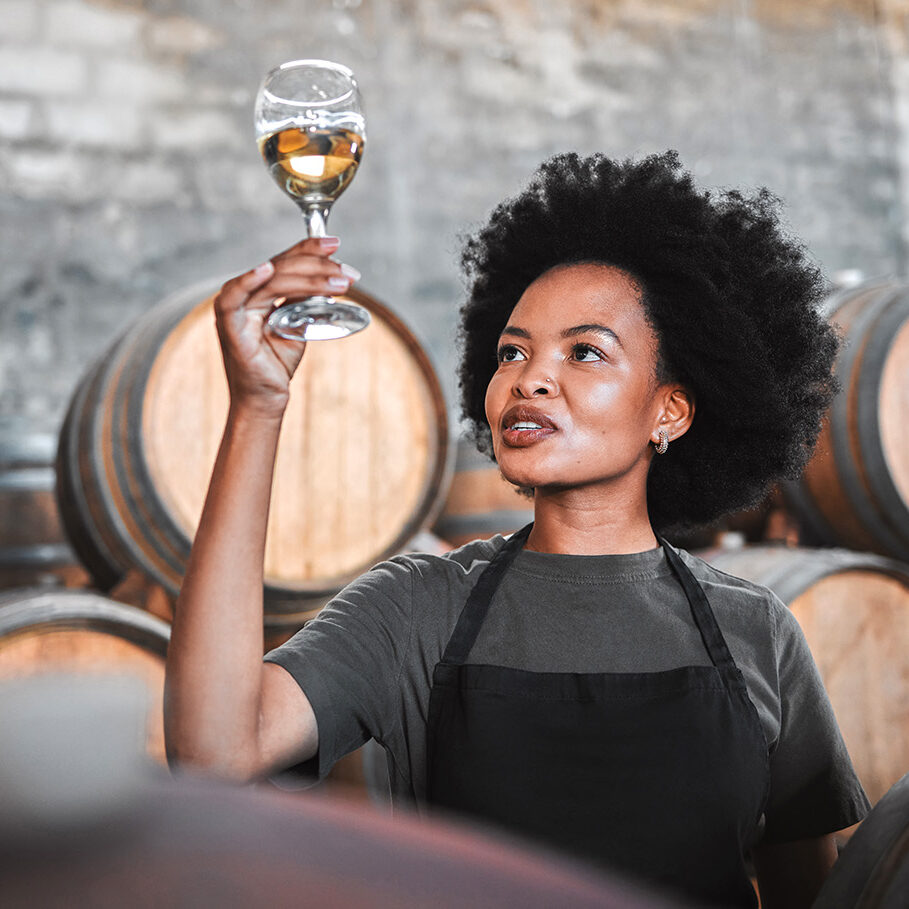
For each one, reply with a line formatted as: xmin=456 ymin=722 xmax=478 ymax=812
xmin=301 ymin=204 xmax=331 ymax=239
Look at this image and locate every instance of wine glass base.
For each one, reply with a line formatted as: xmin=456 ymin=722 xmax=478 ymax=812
xmin=267 ymin=297 xmax=371 ymax=341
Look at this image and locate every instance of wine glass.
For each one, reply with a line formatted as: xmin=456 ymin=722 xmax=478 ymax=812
xmin=255 ymin=59 xmax=370 ymax=341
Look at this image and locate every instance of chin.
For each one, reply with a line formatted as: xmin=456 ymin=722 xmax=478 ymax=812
xmin=495 ymin=459 xmax=544 ymax=492
xmin=501 ymin=472 xmax=538 ymax=493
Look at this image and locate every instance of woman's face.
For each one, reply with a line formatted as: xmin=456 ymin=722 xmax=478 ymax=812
xmin=484 ymin=263 xmax=681 ymax=494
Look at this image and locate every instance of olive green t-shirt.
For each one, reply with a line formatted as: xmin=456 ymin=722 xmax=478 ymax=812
xmin=264 ymin=534 xmax=870 ymax=843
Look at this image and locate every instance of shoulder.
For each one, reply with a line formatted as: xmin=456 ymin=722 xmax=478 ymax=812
xmin=670 ymin=545 xmax=794 ymax=640
xmin=341 ymin=534 xmax=509 ymax=603
xmin=673 ymin=546 xmax=780 ymax=606
xmin=386 ymin=534 xmax=508 ymax=580
xmin=670 ymin=545 xmax=809 ymax=656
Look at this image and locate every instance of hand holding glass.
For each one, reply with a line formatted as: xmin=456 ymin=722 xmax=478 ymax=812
xmin=255 ymin=59 xmax=370 ymax=341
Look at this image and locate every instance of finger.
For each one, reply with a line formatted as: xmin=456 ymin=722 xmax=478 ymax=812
xmin=273 ymin=256 xmax=360 ymax=281
xmin=214 ymin=260 xmax=275 ymax=317
xmin=243 ymin=273 xmax=354 ymax=313
xmin=272 ymin=235 xmax=341 ymax=263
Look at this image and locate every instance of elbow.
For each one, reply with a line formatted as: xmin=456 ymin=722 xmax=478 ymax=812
xmin=163 ymin=715 xmax=262 ymax=783
xmin=164 ymin=736 xmax=262 ymax=784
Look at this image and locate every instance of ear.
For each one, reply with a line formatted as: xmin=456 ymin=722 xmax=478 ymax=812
xmin=650 ymin=385 xmax=695 ymax=448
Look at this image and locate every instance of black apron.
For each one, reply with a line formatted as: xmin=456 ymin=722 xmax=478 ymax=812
xmin=426 ymin=524 xmax=770 ymax=908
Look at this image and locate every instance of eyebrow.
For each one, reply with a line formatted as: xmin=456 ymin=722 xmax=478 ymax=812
xmin=499 ymin=323 xmax=624 ymax=349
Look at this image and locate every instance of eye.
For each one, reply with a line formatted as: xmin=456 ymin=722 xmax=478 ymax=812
xmin=497 ymin=344 xmax=525 ymax=363
xmin=571 ymin=343 xmax=605 ymax=362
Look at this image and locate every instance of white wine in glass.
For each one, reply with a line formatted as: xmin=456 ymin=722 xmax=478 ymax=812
xmin=255 ymin=59 xmax=370 ymax=341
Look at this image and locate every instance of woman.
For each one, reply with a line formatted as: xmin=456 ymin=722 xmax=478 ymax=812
xmin=165 ymin=151 xmax=870 ymax=908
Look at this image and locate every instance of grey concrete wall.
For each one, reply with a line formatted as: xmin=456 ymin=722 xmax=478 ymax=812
xmin=1 ymin=0 xmax=907 ymax=434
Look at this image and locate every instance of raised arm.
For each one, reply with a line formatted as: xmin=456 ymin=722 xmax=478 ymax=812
xmin=164 ymin=236 xmax=358 ymax=780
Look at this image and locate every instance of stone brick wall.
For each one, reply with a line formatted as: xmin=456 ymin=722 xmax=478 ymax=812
xmin=1 ymin=0 xmax=907 ymax=434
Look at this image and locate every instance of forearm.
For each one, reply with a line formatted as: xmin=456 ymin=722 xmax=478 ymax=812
xmin=164 ymin=403 xmax=284 ymax=777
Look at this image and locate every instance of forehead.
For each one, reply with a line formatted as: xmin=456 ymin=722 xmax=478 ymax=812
xmin=509 ymin=263 xmax=645 ymax=327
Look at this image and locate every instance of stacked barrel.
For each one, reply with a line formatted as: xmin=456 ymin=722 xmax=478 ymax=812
xmin=0 ymin=279 xmax=452 ymax=775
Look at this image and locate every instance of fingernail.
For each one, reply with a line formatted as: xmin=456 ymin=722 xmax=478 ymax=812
xmin=319 ymin=237 xmax=341 ymax=250
xmin=253 ymin=261 xmax=274 ymax=278
xmin=340 ymin=263 xmax=361 ymax=281
xmin=328 ymin=276 xmax=351 ymax=289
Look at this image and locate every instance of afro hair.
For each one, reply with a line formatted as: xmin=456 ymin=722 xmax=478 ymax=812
xmin=457 ymin=151 xmax=840 ymax=533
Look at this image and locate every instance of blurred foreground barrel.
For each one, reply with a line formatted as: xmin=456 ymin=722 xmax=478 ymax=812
xmin=0 ymin=771 xmax=675 ymax=909
xmin=56 ymin=279 xmax=450 ymax=626
xmin=787 ymin=280 xmax=909 ymax=561
xmin=0 ymin=420 xmax=87 ymax=590
xmin=0 ymin=588 xmax=170 ymax=763
xmin=699 ymin=545 xmax=909 ymax=806
xmin=433 ymin=438 xmax=533 ymax=546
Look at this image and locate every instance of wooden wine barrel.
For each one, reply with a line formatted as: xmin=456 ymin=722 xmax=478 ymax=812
xmin=813 ymin=773 xmax=909 ymax=909
xmin=698 ymin=545 xmax=909 ymax=807
xmin=0 ymin=420 xmax=87 ymax=590
xmin=786 ymin=280 xmax=909 ymax=561
xmin=432 ymin=437 xmax=533 ymax=547
xmin=56 ymin=279 xmax=451 ymax=624
xmin=0 ymin=588 xmax=170 ymax=764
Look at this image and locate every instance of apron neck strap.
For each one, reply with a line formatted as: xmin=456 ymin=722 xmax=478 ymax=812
xmin=440 ymin=523 xmax=532 ymax=666
xmin=441 ymin=524 xmax=739 ymax=682
xmin=657 ymin=536 xmax=739 ymax=678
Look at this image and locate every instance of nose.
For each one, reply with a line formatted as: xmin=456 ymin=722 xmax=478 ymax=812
xmin=513 ymin=367 xmax=557 ymax=398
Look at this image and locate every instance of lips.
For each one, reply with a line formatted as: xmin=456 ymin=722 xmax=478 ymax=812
xmin=501 ymin=405 xmax=557 ymax=431
xmin=500 ymin=405 xmax=557 ymax=447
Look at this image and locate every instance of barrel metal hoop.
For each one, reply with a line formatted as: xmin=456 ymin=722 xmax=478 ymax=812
xmin=830 ymin=286 xmax=908 ymax=558
xmin=0 ymin=591 xmax=171 ymax=655
xmin=762 ymin=548 xmax=909 ymax=604
xmin=856 ymin=294 xmax=909 ymax=546
xmin=819 ymin=278 xmax=892 ymax=322
xmin=113 ymin=295 xmax=202 ymax=589
xmin=701 ymin=545 xmax=909 ymax=606
xmin=56 ymin=351 xmax=126 ymax=589
xmin=0 ymin=467 xmax=56 ymax=492
xmin=92 ymin=330 xmax=169 ymax=585
xmin=0 ymin=433 xmax=57 ymax=469
xmin=0 ymin=544 xmax=76 ymax=567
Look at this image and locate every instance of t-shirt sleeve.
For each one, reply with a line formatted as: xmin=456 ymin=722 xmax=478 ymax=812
xmin=761 ymin=594 xmax=871 ymax=843
xmin=262 ymin=555 xmax=415 ymax=781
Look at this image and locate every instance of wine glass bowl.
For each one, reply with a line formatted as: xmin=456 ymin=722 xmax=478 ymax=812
xmin=255 ymin=60 xmax=370 ymax=341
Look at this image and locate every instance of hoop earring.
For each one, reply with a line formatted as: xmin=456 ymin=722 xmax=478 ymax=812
xmin=655 ymin=429 xmax=669 ymax=455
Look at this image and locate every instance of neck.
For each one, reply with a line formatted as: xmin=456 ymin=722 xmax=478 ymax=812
xmin=525 ymin=486 xmax=659 ymax=555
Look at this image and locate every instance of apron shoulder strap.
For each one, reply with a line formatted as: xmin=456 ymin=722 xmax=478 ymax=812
xmin=440 ymin=523 xmax=533 ymax=666
xmin=658 ymin=537 xmax=740 ymax=682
